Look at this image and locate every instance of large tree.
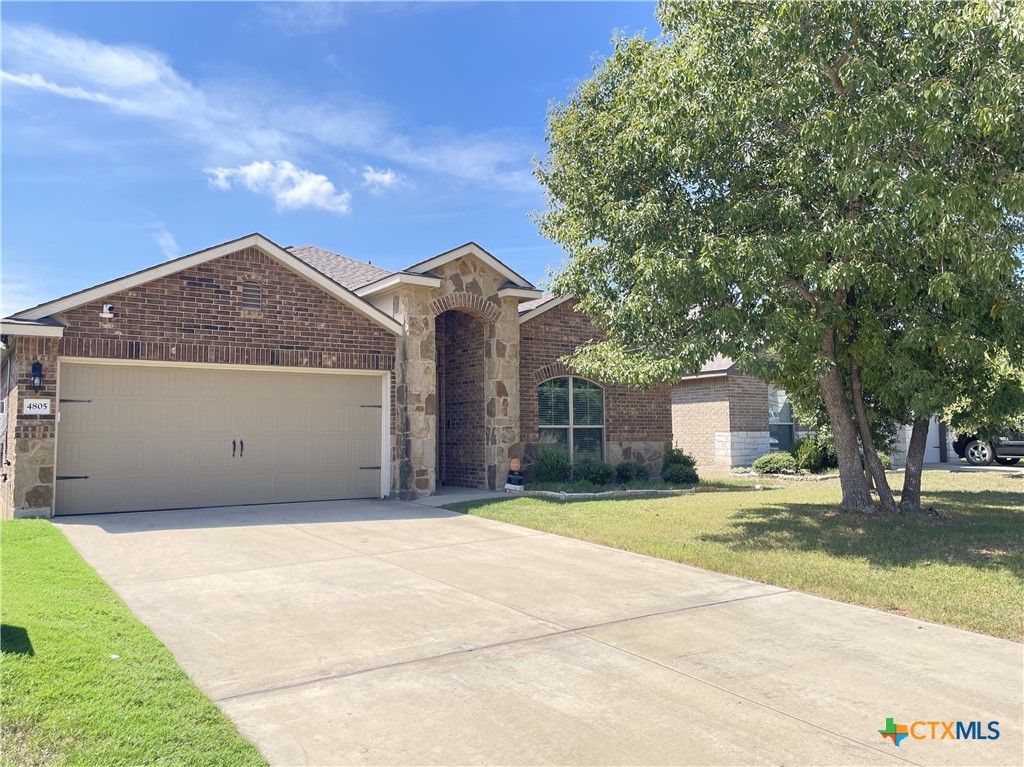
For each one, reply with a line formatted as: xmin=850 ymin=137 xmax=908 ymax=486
xmin=537 ymin=0 xmax=1024 ymax=512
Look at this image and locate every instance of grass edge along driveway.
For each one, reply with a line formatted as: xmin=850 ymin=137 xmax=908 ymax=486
xmin=1 ymin=520 xmax=268 ymax=767
xmin=449 ymin=471 xmax=1024 ymax=642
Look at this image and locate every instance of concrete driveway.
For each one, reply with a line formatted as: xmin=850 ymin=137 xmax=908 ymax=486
xmin=56 ymin=499 xmax=1022 ymax=766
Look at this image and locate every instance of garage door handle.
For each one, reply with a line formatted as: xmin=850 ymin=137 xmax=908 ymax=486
xmin=239 ymin=439 xmax=244 ymax=458
xmin=232 ymin=439 xmax=236 ymax=458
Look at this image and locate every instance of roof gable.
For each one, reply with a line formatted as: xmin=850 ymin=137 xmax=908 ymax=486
xmin=402 ymin=242 xmax=535 ymax=289
xmin=10 ymin=233 xmax=402 ymax=335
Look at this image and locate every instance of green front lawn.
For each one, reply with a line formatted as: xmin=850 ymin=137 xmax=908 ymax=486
xmin=1 ymin=521 xmax=267 ymax=767
xmin=450 ymin=471 xmax=1024 ymax=642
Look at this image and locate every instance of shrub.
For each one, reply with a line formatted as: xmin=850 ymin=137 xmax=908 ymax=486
xmin=662 ymin=463 xmax=699 ymax=485
xmin=878 ymin=453 xmax=893 ymax=470
xmin=615 ymin=461 xmax=649 ymax=484
xmin=662 ymin=444 xmax=696 ymax=470
xmin=532 ymin=447 xmax=570 ymax=483
xmin=752 ymin=452 xmax=798 ymax=475
xmin=573 ymin=457 xmax=615 ymax=485
xmin=792 ymin=434 xmax=839 ymax=473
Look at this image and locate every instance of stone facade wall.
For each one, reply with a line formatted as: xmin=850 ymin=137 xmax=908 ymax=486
xmin=437 ymin=310 xmax=486 ymax=488
xmin=388 ymin=254 xmax=521 ymax=497
xmin=671 ymin=377 xmax=731 ymax=470
xmin=714 ymin=431 xmax=771 ymax=467
xmin=519 ymin=299 xmax=672 ymax=476
xmin=0 ymin=352 xmax=14 ymax=516
xmin=2 ymin=336 xmax=61 ymax=517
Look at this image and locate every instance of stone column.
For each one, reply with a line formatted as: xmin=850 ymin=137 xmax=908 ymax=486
xmin=10 ymin=336 xmax=59 ymax=517
xmin=392 ymin=289 xmax=437 ymax=499
xmin=483 ymin=297 xmax=521 ymax=490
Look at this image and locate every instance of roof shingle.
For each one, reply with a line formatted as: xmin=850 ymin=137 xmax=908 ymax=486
xmin=287 ymin=245 xmax=392 ymax=290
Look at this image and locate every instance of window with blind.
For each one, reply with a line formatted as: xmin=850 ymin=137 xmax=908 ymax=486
xmin=242 ymin=281 xmax=262 ymax=312
xmin=768 ymin=385 xmax=795 ymax=451
xmin=538 ymin=376 xmax=604 ymax=462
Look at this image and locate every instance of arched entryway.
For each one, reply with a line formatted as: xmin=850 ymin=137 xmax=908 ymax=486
xmin=435 ymin=309 xmax=487 ymax=488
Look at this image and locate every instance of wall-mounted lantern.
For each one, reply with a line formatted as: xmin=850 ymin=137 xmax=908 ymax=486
xmin=30 ymin=361 xmax=43 ymax=392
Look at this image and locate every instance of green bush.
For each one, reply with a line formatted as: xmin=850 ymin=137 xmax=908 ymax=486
xmin=662 ymin=463 xmax=699 ymax=485
xmin=791 ymin=435 xmax=838 ymax=474
xmin=615 ymin=461 xmax=649 ymax=483
xmin=662 ymin=444 xmax=696 ymax=470
xmin=878 ymin=453 xmax=893 ymax=470
xmin=752 ymin=452 xmax=798 ymax=475
xmin=532 ymin=447 xmax=570 ymax=483
xmin=573 ymin=457 xmax=615 ymax=485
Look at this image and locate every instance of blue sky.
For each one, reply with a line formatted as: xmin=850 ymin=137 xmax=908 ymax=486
xmin=1 ymin=1 xmax=659 ymax=314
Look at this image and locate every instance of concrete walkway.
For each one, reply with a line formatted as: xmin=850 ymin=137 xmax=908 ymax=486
xmin=56 ymin=500 xmax=1022 ymax=766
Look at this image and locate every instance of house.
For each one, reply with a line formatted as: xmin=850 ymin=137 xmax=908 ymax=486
xmin=0 ymin=234 xmax=671 ymax=518
xmin=671 ymin=358 xmax=953 ymax=469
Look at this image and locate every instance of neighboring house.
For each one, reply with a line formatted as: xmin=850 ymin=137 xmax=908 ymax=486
xmin=671 ymin=356 xmax=953 ymax=469
xmin=0 ymin=234 xmax=671 ymax=518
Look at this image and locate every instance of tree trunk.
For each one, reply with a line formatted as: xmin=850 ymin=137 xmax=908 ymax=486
xmin=849 ymin=359 xmax=897 ymax=512
xmin=818 ymin=330 xmax=875 ymax=512
xmin=900 ymin=416 xmax=930 ymax=512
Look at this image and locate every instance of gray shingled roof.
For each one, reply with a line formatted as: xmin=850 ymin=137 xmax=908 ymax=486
xmin=287 ymin=245 xmax=392 ymax=290
xmin=698 ymin=355 xmax=736 ymax=375
xmin=518 ymin=294 xmax=556 ymax=315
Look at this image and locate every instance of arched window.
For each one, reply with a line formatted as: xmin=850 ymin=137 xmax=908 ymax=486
xmin=537 ymin=376 xmax=604 ymax=462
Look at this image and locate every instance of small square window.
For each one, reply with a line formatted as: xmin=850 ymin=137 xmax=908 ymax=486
xmin=242 ymin=281 xmax=262 ymax=312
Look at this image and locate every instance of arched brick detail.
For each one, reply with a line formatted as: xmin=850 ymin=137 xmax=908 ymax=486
xmin=428 ymin=292 xmax=501 ymax=323
xmin=534 ymin=362 xmax=570 ymax=384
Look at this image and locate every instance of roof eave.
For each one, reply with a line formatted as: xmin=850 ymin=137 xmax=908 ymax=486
xmin=518 ymin=295 xmax=573 ymax=325
xmin=403 ymin=242 xmax=536 ymax=290
xmin=12 ymin=234 xmax=404 ymax=336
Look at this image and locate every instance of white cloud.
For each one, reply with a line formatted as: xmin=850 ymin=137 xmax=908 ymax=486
xmin=260 ymin=2 xmax=349 ymax=36
xmin=361 ymin=165 xmax=403 ymax=194
xmin=153 ymin=225 xmax=180 ymax=260
xmin=1 ymin=22 xmax=538 ymax=196
xmin=206 ymin=160 xmax=352 ymax=214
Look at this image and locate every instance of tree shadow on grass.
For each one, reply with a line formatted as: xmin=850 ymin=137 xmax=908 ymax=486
xmin=703 ymin=489 xmax=1024 ymax=579
xmin=1 ymin=625 xmax=34 ymax=656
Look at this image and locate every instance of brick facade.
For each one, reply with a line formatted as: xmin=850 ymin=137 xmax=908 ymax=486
xmin=671 ymin=373 xmax=771 ymax=471
xmin=58 ymin=247 xmax=396 ymax=371
xmin=436 ymin=310 xmax=486 ymax=488
xmin=1 ymin=247 xmax=398 ymax=518
xmin=2 ymin=239 xmax=678 ymax=515
xmin=519 ymin=299 xmax=672 ymax=476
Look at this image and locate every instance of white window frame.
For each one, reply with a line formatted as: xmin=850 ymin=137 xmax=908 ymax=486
xmin=768 ymin=385 xmax=795 ymax=451
xmin=538 ymin=376 xmax=605 ymax=463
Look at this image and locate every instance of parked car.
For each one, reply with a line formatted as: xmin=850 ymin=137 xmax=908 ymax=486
xmin=952 ymin=432 xmax=1024 ymax=466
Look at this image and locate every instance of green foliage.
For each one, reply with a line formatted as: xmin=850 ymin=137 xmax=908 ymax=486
xmin=532 ymin=447 xmax=570 ymax=483
xmin=662 ymin=445 xmax=696 ymax=470
xmin=878 ymin=453 xmax=893 ymax=470
xmin=537 ymin=0 xmax=1024 ymax=507
xmin=792 ymin=434 xmax=839 ymax=474
xmin=615 ymin=461 xmax=650 ymax=483
xmin=752 ymin=452 xmax=799 ymax=475
xmin=573 ymin=457 xmax=616 ymax=485
xmin=662 ymin=462 xmax=700 ymax=485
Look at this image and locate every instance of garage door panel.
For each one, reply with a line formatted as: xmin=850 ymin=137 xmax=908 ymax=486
xmin=56 ymin=364 xmax=386 ymax=515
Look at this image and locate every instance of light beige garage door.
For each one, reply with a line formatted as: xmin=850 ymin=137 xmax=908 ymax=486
xmin=55 ymin=363 xmax=384 ymax=515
